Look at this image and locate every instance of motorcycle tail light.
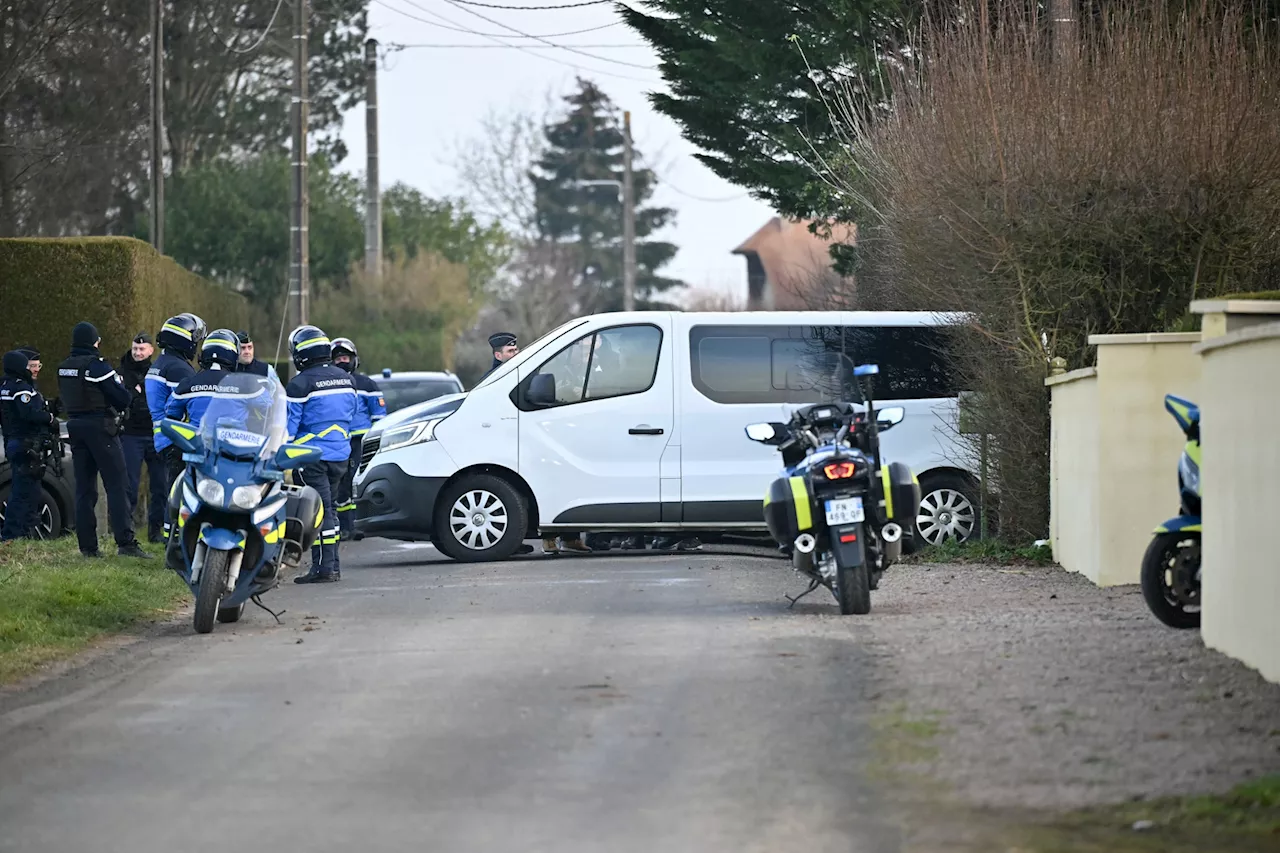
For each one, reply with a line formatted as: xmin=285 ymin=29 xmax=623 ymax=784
xmin=823 ymin=461 xmax=858 ymax=480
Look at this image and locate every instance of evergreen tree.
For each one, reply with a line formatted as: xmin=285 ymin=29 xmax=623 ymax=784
xmin=531 ymin=78 xmax=682 ymax=312
xmin=620 ymin=0 xmax=917 ymax=223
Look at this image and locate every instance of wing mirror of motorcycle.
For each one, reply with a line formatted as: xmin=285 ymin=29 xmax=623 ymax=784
xmin=160 ymin=419 xmax=204 ymax=455
xmin=876 ymin=406 xmax=905 ymax=432
xmin=744 ymin=422 xmax=788 ymax=444
xmin=273 ymin=443 xmax=324 ymax=470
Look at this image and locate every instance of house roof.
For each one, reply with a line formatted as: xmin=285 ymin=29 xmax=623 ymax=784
xmin=732 ymin=217 xmax=855 ymax=309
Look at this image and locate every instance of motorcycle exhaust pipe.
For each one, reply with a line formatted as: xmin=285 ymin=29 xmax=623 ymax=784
xmin=881 ymin=522 xmax=903 ymax=563
xmin=792 ymin=532 xmax=817 ymax=575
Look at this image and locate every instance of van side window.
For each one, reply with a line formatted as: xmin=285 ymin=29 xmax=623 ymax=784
xmin=689 ymin=324 xmax=957 ymax=404
xmin=522 ymin=324 xmax=662 ymax=409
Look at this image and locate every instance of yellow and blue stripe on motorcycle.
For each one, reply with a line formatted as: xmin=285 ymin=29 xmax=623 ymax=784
xmin=1154 ymin=516 xmax=1202 ymax=534
xmin=1164 ymin=394 xmax=1200 ymax=433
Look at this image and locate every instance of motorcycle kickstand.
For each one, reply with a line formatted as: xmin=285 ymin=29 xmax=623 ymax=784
xmin=786 ymin=579 xmax=822 ymax=609
xmin=250 ymin=594 xmax=285 ymax=624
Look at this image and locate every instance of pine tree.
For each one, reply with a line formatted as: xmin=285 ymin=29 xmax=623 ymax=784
xmin=620 ymin=0 xmax=917 ymax=223
xmin=531 ymin=78 xmax=682 ymax=312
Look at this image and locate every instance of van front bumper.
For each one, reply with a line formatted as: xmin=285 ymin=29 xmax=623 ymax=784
xmin=354 ymin=463 xmax=445 ymax=542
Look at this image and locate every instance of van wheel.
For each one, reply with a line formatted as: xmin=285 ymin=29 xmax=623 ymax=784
xmin=0 ymin=483 xmax=63 ymax=540
xmin=433 ymin=474 xmax=528 ymax=563
xmin=911 ymin=473 xmax=980 ymax=549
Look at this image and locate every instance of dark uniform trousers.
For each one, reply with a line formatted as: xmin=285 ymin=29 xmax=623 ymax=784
xmin=68 ymin=419 xmax=135 ymax=553
xmin=298 ymin=461 xmax=346 ymax=575
xmin=122 ymin=435 xmax=167 ymax=532
xmin=2 ymin=438 xmax=39 ymax=540
xmin=336 ymin=435 xmax=362 ymax=537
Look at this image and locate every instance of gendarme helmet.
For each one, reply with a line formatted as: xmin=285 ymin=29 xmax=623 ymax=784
xmin=198 ymin=328 xmax=240 ymax=369
xmin=288 ymin=325 xmax=332 ymax=371
xmin=157 ymin=314 xmax=202 ymax=358
xmin=331 ymin=337 xmax=359 ymax=373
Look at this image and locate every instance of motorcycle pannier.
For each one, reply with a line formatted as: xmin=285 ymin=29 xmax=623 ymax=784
xmin=763 ymin=475 xmax=815 ymax=547
xmin=282 ymin=484 xmax=323 ymax=553
xmin=877 ymin=462 xmax=921 ymax=525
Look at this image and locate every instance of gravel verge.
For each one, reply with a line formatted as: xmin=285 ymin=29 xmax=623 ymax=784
xmin=858 ymin=561 xmax=1280 ymax=811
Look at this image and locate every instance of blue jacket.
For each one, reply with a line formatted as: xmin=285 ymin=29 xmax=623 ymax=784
xmin=351 ymin=372 xmax=387 ymax=437
xmin=286 ymin=363 xmax=357 ymax=462
xmin=147 ymin=350 xmax=195 ymax=451
xmin=165 ymin=366 xmax=241 ymax=430
xmin=0 ymin=376 xmax=53 ymax=443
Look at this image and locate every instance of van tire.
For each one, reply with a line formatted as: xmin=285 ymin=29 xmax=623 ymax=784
xmin=433 ymin=474 xmax=528 ymax=563
xmin=909 ymin=473 xmax=980 ymax=550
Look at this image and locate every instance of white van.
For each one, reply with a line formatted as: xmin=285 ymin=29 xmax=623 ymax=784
xmin=353 ymin=311 xmax=978 ymax=561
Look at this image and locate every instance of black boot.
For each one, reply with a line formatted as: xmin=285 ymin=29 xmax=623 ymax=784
xmin=118 ymin=542 xmax=153 ymax=559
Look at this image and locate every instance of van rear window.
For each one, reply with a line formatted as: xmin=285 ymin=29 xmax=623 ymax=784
xmin=689 ymin=324 xmax=958 ymax=404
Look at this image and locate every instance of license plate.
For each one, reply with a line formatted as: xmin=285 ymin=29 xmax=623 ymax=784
xmin=824 ymin=497 xmax=865 ymax=525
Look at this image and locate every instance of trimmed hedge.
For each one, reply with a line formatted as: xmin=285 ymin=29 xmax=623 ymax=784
xmin=0 ymin=238 xmax=251 ymax=397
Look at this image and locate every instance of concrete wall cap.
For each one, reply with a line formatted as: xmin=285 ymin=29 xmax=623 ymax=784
xmin=1192 ymin=319 xmax=1280 ymax=355
xmin=1045 ymin=366 xmax=1098 ymax=387
xmin=1087 ymin=332 xmax=1202 ymax=346
xmin=1189 ymin=298 xmax=1280 ymax=315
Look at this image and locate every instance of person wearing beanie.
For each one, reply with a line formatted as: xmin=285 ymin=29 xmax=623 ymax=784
xmin=480 ymin=331 xmax=518 ymax=381
xmin=1 ymin=351 xmax=55 ymax=541
xmin=15 ymin=345 xmax=41 ymax=380
xmin=57 ymin=322 xmax=151 ymax=559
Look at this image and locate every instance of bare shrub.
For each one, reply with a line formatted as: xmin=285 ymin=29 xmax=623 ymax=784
xmin=682 ymin=287 xmax=747 ymax=312
xmin=833 ymin=0 xmax=1280 ymax=538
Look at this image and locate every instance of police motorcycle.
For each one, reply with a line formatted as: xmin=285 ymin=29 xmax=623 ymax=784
xmin=744 ymin=363 xmax=920 ymax=615
xmin=159 ymin=372 xmax=324 ymax=634
xmin=1139 ymin=394 xmax=1202 ymax=629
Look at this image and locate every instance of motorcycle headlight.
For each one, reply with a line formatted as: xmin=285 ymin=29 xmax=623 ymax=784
xmin=379 ymin=417 xmax=444 ymax=452
xmin=196 ymin=476 xmax=225 ymax=505
xmin=231 ymin=484 xmax=264 ymax=509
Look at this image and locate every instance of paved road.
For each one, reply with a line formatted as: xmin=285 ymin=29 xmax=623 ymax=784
xmin=0 ymin=539 xmax=902 ymax=853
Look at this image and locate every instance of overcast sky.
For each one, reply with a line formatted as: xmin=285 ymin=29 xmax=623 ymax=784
xmin=336 ymin=0 xmax=777 ymax=298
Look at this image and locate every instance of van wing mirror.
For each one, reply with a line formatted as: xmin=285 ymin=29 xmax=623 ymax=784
xmin=526 ymin=373 xmax=556 ymax=407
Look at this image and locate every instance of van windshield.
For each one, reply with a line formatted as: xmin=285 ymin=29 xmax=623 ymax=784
xmin=472 ymin=318 xmax=590 ymax=389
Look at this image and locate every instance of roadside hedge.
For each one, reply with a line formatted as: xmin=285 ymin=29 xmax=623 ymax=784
xmin=0 ymin=238 xmax=252 ymax=397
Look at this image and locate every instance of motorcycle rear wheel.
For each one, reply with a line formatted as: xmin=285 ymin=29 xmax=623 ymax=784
xmin=835 ymin=548 xmax=871 ymax=616
xmin=1140 ymin=531 xmax=1201 ymax=629
xmin=195 ymin=549 xmax=230 ymax=634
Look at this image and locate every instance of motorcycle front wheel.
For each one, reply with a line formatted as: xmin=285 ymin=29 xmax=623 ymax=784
xmin=834 ymin=546 xmax=871 ymax=616
xmin=194 ymin=548 xmax=231 ymax=634
xmin=1140 ymin=531 xmax=1201 ymax=630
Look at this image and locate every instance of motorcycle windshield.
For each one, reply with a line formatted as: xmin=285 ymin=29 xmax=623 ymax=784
xmin=196 ymin=372 xmax=288 ymax=460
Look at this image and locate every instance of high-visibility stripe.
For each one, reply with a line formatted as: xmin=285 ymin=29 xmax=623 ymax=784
xmin=161 ymin=323 xmax=193 ymax=339
xmin=296 ymin=337 xmax=330 ymax=350
xmin=295 ymin=424 xmax=350 ymax=444
xmin=880 ymin=465 xmax=894 ymax=519
xmin=788 ymin=476 xmax=811 ymax=531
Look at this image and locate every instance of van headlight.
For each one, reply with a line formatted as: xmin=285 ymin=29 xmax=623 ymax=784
xmin=231 ymin=484 xmax=264 ymax=509
xmin=196 ymin=477 xmax=225 ymax=505
xmin=379 ymin=417 xmax=445 ymax=452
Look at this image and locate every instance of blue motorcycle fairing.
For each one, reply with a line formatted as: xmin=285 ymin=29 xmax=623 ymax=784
xmin=199 ymin=526 xmax=245 ymax=551
xmin=1164 ymin=395 xmax=1200 ymax=434
xmin=1154 ymin=515 xmax=1201 ymax=534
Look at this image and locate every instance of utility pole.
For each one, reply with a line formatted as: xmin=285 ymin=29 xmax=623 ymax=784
xmin=1049 ymin=0 xmax=1077 ymax=63
xmin=149 ymin=0 xmax=164 ymax=254
xmin=364 ymin=38 xmax=382 ymax=279
xmin=289 ymin=0 xmax=311 ymax=356
xmin=621 ymin=110 xmax=636 ymax=312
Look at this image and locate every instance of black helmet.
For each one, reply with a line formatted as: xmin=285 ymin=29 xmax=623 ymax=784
xmin=179 ymin=313 xmax=207 ymax=346
xmin=198 ymin=328 xmax=240 ymax=369
xmin=158 ymin=314 xmax=202 ymax=358
xmin=288 ymin=325 xmax=332 ymax=371
xmin=331 ymin=337 xmax=358 ymax=373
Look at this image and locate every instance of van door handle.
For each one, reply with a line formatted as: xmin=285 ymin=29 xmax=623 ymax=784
xmin=629 ymin=426 xmax=664 ymax=435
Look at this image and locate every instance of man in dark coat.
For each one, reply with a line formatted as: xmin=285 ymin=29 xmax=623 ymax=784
xmin=235 ymin=331 xmax=270 ymax=377
xmin=480 ymin=332 xmax=518 ymax=381
xmin=119 ymin=332 xmax=166 ymax=542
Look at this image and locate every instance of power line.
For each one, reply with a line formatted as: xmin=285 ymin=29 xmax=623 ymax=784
xmin=439 ymin=0 xmax=654 ymax=69
xmin=375 ymin=0 xmax=659 ymax=82
xmin=391 ymin=42 xmax=647 ymax=48
xmin=373 ymin=0 xmax=621 ymax=38
xmin=446 ymin=0 xmax=613 ymax=7
xmin=193 ymin=0 xmax=287 ymax=54
xmin=661 ymin=183 xmax=751 ymax=203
